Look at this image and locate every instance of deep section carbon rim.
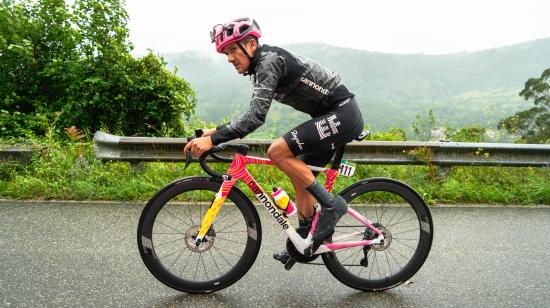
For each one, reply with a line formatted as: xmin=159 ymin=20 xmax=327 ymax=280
xmin=323 ymin=179 xmax=433 ymax=291
xmin=138 ymin=179 xmax=261 ymax=293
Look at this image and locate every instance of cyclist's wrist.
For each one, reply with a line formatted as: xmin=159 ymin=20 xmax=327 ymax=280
xmin=211 ymin=125 xmax=239 ymax=145
xmin=202 ymin=128 xmax=217 ymax=137
xmin=216 ymin=123 xmax=229 ymax=131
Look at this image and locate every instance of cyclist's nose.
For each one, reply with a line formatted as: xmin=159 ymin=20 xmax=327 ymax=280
xmin=227 ymin=53 xmax=235 ymax=63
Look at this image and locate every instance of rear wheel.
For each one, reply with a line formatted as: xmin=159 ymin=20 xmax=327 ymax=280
xmin=322 ymin=178 xmax=433 ymax=291
xmin=137 ymin=177 xmax=262 ymax=293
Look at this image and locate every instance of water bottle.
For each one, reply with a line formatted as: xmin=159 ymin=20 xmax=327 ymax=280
xmin=271 ymin=187 xmax=297 ymax=217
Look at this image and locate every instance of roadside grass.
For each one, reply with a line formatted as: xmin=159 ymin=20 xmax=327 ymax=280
xmin=1 ymin=141 xmax=549 ymax=204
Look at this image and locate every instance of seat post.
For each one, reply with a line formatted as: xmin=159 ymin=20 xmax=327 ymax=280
xmin=330 ymin=130 xmax=368 ymax=170
xmin=330 ymin=146 xmax=346 ymax=170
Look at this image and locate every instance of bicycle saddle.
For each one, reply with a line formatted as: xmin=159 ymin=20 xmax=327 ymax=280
xmin=355 ymin=130 xmax=370 ymax=141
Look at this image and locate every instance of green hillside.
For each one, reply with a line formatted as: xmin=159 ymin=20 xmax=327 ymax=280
xmin=163 ymin=38 xmax=550 ymax=137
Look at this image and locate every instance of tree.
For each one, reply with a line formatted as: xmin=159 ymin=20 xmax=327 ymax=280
xmin=444 ymin=124 xmax=486 ymax=142
xmin=498 ymin=68 xmax=550 ymax=144
xmin=0 ymin=0 xmax=196 ymax=138
xmin=411 ymin=108 xmax=437 ymax=141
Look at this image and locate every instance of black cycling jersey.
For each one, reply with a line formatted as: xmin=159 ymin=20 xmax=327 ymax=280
xmin=211 ymin=44 xmax=355 ymax=145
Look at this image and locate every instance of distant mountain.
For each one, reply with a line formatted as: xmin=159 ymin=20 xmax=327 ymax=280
xmin=163 ymin=38 xmax=550 ymax=137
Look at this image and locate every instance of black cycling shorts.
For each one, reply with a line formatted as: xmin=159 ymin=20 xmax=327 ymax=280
xmin=282 ymin=97 xmax=364 ymax=168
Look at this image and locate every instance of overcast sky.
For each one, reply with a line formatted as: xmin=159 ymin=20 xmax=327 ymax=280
xmin=126 ymin=0 xmax=550 ymax=57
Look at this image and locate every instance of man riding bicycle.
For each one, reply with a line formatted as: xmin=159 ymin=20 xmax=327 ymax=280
xmin=184 ymin=17 xmax=364 ymax=258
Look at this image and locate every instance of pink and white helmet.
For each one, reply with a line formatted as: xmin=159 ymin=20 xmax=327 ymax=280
xmin=210 ymin=18 xmax=262 ymax=53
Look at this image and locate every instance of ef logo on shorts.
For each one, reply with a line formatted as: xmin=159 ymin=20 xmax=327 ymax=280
xmin=315 ymin=114 xmax=341 ymax=140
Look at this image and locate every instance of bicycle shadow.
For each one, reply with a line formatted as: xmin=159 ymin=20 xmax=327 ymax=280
xmin=148 ymin=292 xmax=239 ymax=307
xmin=335 ymin=289 xmax=413 ymax=307
xmin=149 ymin=288 xmax=413 ymax=308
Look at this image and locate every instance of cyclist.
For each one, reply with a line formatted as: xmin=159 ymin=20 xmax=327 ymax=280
xmin=184 ymin=17 xmax=364 ymax=257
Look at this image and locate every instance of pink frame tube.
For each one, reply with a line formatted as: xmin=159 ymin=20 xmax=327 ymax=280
xmin=220 ymin=153 xmax=384 ymax=253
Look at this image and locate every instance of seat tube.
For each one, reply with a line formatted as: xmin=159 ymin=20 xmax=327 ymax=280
xmin=323 ymin=168 xmax=339 ymax=193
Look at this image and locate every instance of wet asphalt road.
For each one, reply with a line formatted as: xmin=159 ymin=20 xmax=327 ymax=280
xmin=0 ymin=200 xmax=548 ymax=307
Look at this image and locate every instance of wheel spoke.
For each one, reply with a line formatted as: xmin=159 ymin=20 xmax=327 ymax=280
xmin=212 ymin=245 xmax=235 ymax=267
xmin=154 ymin=237 xmax=186 ymax=247
xmin=155 ymin=219 xmax=186 ymax=234
xmin=208 ymin=250 xmax=222 ymax=275
xmin=393 ymin=238 xmax=418 ymax=251
xmin=216 ymin=235 xmax=247 ymax=245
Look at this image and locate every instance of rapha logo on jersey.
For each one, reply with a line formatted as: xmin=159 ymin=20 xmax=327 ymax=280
xmin=315 ymin=114 xmax=341 ymax=140
xmin=290 ymin=130 xmax=304 ymax=151
xmin=300 ymin=77 xmax=329 ymax=95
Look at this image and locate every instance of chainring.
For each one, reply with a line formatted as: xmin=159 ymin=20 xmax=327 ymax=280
xmin=286 ymin=237 xmax=319 ymax=263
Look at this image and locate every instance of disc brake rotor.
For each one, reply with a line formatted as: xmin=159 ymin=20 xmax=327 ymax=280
xmin=185 ymin=225 xmax=216 ymax=253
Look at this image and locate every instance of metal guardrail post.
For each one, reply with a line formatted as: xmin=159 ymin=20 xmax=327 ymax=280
xmin=0 ymin=147 xmax=33 ymax=164
xmin=93 ymin=131 xmax=550 ymax=167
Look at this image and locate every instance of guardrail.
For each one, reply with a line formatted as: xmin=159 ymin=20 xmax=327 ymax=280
xmin=93 ymin=131 xmax=550 ymax=167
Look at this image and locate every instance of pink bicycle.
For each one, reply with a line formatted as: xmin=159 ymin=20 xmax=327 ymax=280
xmin=137 ymin=130 xmax=433 ymax=293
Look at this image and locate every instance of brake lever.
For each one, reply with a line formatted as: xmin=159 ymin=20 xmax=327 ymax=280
xmin=184 ymin=129 xmax=205 ymax=170
xmin=184 ymin=149 xmax=193 ymax=170
xmin=184 ymin=135 xmax=195 ymax=170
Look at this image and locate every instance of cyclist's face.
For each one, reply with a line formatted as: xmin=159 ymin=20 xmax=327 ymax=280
xmin=223 ymin=41 xmax=255 ymax=74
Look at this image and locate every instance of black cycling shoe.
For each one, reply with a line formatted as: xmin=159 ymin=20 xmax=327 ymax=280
xmin=305 ymin=181 xmax=349 ymax=243
xmin=312 ymin=196 xmax=348 ymax=242
xmin=273 ymin=251 xmax=290 ymax=264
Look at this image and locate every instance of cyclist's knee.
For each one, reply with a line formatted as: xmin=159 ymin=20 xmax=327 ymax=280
xmin=268 ymin=138 xmax=292 ymax=164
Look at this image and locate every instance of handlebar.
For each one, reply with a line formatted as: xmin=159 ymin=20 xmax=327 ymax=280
xmin=185 ymin=129 xmax=249 ymax=179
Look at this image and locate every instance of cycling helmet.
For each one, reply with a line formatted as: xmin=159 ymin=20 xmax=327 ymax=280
xmin=210 ymin=18 xmax=261 ymax=53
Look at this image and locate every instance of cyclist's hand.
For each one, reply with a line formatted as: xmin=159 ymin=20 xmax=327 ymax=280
xmin=184 ymin=136 xmax=214 ymax=157
xmin=201 ymin=128 xmax=216 ymax=137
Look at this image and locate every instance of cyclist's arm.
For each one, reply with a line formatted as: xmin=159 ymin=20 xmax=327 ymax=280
xmin=211 ymin=55 xmax=283 ymax=145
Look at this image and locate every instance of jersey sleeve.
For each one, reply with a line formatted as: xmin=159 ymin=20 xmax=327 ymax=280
xmin=211 ymin=55 xmax=284 ymax=145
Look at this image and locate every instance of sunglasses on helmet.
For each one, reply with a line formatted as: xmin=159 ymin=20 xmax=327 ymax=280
xmin=210 ymin=18 xmax=253 ymax=43
xmin=210 ymin=24 xmax=232 ymax=43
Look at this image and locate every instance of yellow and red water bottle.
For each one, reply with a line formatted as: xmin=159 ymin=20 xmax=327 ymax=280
xmin=271 ymin=187 xmax=297 ymax=217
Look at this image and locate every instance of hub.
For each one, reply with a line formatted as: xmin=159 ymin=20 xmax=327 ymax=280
xmin=364 ymin=223 xmax=392 ymax=251
xmin=185 ymin=225 xmax=216 ymax=253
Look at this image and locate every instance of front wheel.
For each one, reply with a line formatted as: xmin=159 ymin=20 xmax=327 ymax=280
xmin=322 ymin=178 xmax=433 ymax=291
xmin=137 ymin=177 xmax=262 ymax=293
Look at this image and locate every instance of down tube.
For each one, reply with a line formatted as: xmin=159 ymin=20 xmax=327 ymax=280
xmin=243 ymin=176 xmax=292 ymax=230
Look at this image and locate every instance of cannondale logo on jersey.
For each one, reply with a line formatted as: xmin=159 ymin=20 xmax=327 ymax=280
xmin=300 ymin=77 xmax=329 ymax=95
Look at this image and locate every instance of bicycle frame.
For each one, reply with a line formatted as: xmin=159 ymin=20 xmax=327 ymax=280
xmin=195 ymin=153 xmax=385 ymax=255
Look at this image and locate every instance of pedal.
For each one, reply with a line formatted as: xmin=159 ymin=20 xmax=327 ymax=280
xmin=284 ymin=258 xmax=296 ymax=270
xmin=273 ymin=251 xmax=290 ymax=264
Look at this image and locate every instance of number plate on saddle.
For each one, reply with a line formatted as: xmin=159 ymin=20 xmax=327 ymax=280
xmin=338 ymin=161 xmax=356 ymax=177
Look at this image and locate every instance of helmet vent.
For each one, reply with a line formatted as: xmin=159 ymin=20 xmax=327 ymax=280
xmin=239 ymin=25 xmax=250 ymax=35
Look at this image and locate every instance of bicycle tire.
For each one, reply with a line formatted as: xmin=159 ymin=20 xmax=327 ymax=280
xmin=322 ymin=178 xmax=433 ymax=291
xmin=137 ymin=176 xmax=262 ymax=293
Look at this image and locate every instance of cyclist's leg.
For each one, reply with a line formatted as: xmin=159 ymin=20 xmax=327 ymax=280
xmin=293 ymin=151 xmax=335 ymax=218
xmin=268 ymin=139 xmax=342 ymax=221
xmin=269 ymin=98 xmax=364 ymax=243
xmin=273 ymin=151 xmax=333 ymax=264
